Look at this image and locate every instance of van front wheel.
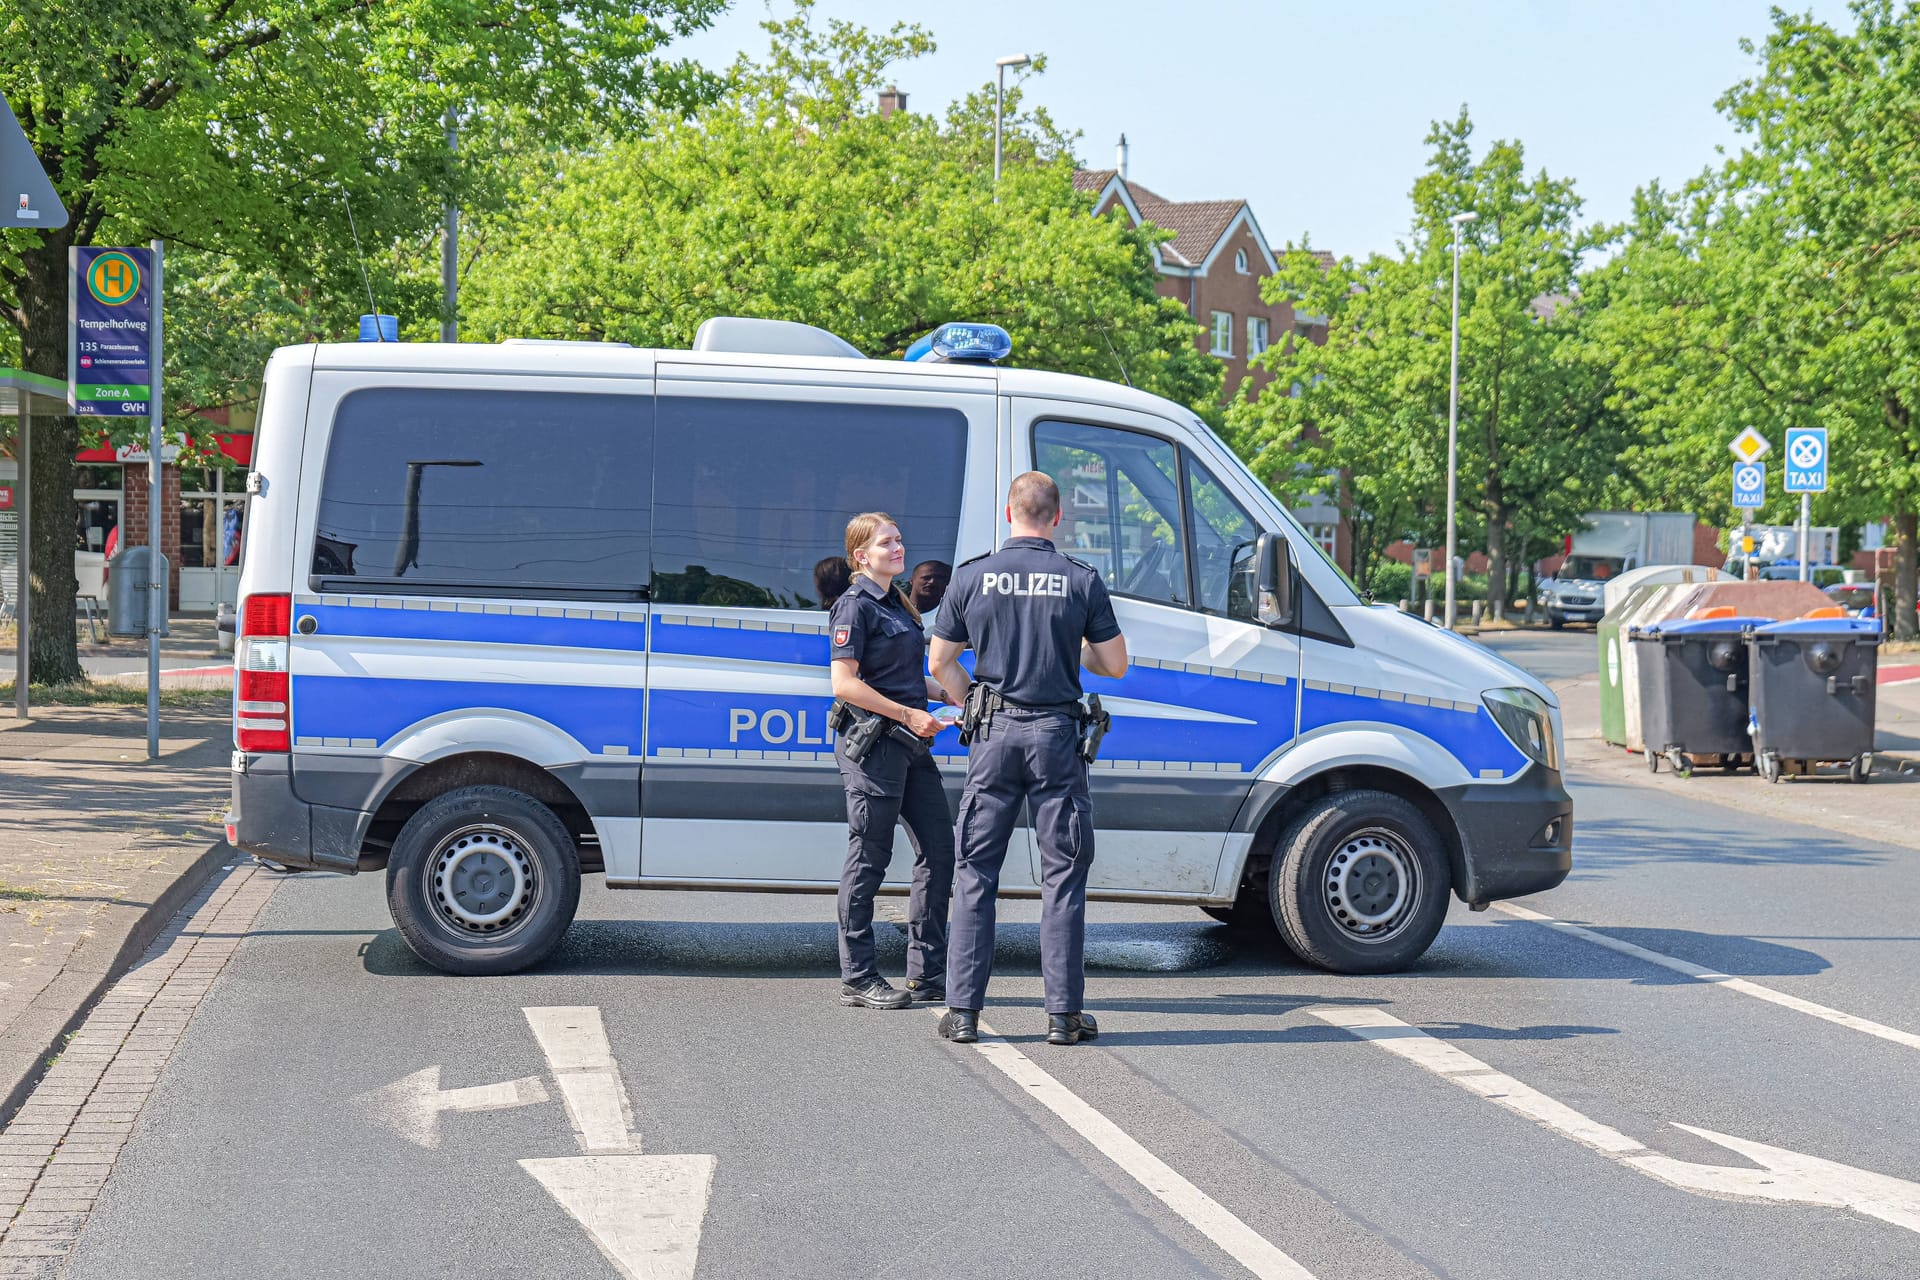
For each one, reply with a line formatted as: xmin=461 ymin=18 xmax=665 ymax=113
xmin=1271 ymin=790 xmax=1448 ymax=974
xmin=387 ymin=785 xmax=582 ymax=975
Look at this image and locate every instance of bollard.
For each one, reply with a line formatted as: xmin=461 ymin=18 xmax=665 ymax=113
xmin=1399 ymin=598 xmax=1411 ymax=612
xmin=1472 ymin=600 xmax=1485 ymax=624
xmin=1422 ymin=599 xmax=1435 ymax=623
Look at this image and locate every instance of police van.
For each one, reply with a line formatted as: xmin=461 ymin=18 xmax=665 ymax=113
xmin=226 ymin=318 xmax=1571 ymax=976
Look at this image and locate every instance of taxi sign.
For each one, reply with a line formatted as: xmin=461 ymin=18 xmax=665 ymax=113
xmin=1733 ymin=461 xmax=1765 ymax=510
xmin=1729 ymin=427 xmax=1771 ymax=464
xmin=1784 ymin=426 xmax=1827 ymax=494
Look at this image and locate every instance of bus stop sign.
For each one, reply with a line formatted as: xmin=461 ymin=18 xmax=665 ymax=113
xmin=0 ymin=94 xmax=66 ymax=231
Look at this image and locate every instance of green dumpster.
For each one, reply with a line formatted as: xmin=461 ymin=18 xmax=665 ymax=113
xmin=1598 ymin=584 xmax=1664 ymax=746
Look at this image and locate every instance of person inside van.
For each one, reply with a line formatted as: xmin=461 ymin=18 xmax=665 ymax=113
xmin=826 ymin=513 xmax=957 ymax=1010
xmin=908 ymin=559 xmax=951 ymax=613
xmin=813 ymin=555 xmax=851 ymax=607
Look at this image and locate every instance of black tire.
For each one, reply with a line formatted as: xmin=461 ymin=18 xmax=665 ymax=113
xmin=1270 ymin=790 xmax=1450 ymax=974
xmin=386 ymin=785 xmax=582 ymax=976
xmin=1759 ymin=752 xmax=1782 ymax=784
xmin=1549 ymin=615 xmax=1565 ymax=631
xmin=1646 ymin=749 xmax=1659 ymax=774
xmin=1851 ymin=754 xmax=1872 ymax=784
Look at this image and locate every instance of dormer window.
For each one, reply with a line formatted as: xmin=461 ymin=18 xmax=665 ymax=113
xmin=1234 ymin=249 xmax=1249 ymax=274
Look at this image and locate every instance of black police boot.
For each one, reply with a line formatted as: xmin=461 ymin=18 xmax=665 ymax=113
xmin=1046 ymin=1012 xmax=1099 ymax=1045
xmin=937 ymin=1009 xmax=980 ymax=1043
xmin=839 ymin=976 xmax=911 ymax=1010
xmin=905 ymin=977 xmax=946 ymax=1005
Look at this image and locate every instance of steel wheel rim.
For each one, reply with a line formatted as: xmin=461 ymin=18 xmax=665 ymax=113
xmin=428 ymin=825 xmax=538 ymax=936
xmin=1325 ymin=827 xmax=1417 ymax=942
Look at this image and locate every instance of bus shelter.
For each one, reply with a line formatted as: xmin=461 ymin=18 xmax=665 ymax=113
xmin=2 ymin=368 xmax=82 ymax=719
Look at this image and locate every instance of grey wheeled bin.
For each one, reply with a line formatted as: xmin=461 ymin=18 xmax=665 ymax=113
xmin=1746 ymin=615 xmax=1882 ymax=783
xmin=1630 ymin=616 xmax=1770 ymax=777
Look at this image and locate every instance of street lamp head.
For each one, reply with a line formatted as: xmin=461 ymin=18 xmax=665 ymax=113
xmin=1451 ymin=211 xmax=1478 ymax=226
xmin=996 ymin=54 xmax=1032 ymax=68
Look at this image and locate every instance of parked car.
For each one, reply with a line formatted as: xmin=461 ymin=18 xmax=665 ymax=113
xmin=1825 ymin=583 xmax=1878 ymax=617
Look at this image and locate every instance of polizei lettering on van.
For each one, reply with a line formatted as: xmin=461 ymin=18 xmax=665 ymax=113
xmin=729 ymin=707 xmax=831 ymax=746
xmin=983 ymin=571 xmax=1068 ymax=597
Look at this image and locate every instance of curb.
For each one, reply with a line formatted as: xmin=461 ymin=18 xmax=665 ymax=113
xmin=0 ymin=839 xmax=236 ymax=1127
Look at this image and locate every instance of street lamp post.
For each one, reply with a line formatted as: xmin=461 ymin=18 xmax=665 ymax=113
xmin=1445 ymin=210 xmax=1477 ymax=631
xmin=993 ymin=54 xmax=1031 ymax=201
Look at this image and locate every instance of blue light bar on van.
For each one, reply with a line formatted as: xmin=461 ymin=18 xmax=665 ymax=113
xmin=904 ymin=322 xmax=1012 ymax=364
xmin=359 ymin=314 xmax=399 ymax=343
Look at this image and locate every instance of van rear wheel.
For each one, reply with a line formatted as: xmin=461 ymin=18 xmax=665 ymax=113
xmin=1270 ymin=790 xmax=1448 ymax=974
xmin=387 ymin=785 xmax=581 ymax=976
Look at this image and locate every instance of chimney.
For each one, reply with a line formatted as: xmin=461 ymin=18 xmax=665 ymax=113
xmin=878 ymin=86 xmax=907 ymax=118
xmin=1116 ymin=133 xmax=1128 ymax=179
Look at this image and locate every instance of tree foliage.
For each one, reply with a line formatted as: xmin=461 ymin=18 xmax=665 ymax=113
xmin=459 ymin=7 xmax=1220 ymax=413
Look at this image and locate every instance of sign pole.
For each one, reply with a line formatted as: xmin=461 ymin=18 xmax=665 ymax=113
xmin=14 ymin=399 xmax=27 ymax=719
xmin=1799 ymin=492 xmax=1810 ymax=585
xmin=146 ymin=241 xmax=163 ymax=760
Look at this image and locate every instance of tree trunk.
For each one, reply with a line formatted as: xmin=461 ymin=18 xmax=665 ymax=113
xmin=1897 ymin=509 xmax=1918 ymax=642
xmin=18 ymin=243 xmax=84 ymax=686
xmin=1483 ymin=471 xmax=1508 ymax=619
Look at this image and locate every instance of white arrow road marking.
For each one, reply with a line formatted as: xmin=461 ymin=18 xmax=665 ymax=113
xmin=525 ymin=1006 xmax=641 ymax=1153
xmin=522 ymin=1007 xmax=719 ymax=1280
xmin=521 ymin=1154 xmax=718 ymax=1280
xmin=941 ymin=1010 xmax=1319 ymax=1280
xmin=1309 ymin=1006 xmax=1920 ymax=1237
xmin=1493 ymin=903 xmax=1920 ymax=1053
xmin=351 ymin=1066 xmax=549 ymax=1150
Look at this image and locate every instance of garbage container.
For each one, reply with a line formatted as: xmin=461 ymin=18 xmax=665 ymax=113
xmin=1630 ymin=615 xmax=1771 ymax=776
xmin=1598 ymin=583 xmax=1664 ymax=747
xmin=106 ymin=546 xmax=170 ymax=638
xmin=1746 ymin=615 xmax=1881 ymax=783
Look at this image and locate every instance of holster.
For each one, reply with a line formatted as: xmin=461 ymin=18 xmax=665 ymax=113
xmin=829 ymin=699 xmax=889 ymax=764
xmin=958 ymin=682 xmax=1003 ymax=747
xmin=1076 ymin=693 xmax=1112 ymax=764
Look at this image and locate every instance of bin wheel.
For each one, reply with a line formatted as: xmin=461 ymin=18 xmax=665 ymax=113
xmin=1646 ymin=750 xmax=1659 ymax=774
xmin=1669 ymin=750 xmax=1693 ymax=778
xmin=1758 ymin=752 xmax=1782 ymax=784
xmin=1850 ymin=754 xmax=1872 ymax=784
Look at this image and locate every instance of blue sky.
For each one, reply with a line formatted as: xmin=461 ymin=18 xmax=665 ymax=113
xmin=668 ymin=1 xmax=1859 ymax=260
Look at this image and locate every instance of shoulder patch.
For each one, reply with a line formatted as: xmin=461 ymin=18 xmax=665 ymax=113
xmin=833 ymin=625 xmax=851 ymax=647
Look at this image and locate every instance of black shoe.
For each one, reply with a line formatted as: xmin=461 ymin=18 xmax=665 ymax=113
xmin=905 ymin=978 xmax=946 ymax=1005
xmin=937 ymin=1009 xmax=980 ymax=1043
xmin=1047 ymin=1012 xmax=1099 ymax=1045
xmin=840 ymin=976 xmax=911 ymax=1010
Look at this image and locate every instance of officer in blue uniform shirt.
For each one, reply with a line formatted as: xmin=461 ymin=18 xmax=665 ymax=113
xmin=928 ymin=472 xmax=1129 ymax=1045
xmin=828 ymin=513 xmax=957 ymax=1010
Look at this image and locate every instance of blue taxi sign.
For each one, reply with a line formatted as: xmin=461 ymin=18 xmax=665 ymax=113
xmin=1783 ymin=427 xmax=1827 ymax=494
xmin=1733 ymin=461 xmax=1765 ymax=509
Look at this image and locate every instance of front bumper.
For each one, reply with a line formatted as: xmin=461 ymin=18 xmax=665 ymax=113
xmin=226 ymin=752 xmax=367 ymax=873
xmin=1436 ymin=765 xmax=1572 ymax=904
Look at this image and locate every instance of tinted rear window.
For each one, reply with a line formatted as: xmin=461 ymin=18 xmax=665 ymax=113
xmin=311 ymin=387 xmax=650 ymax=594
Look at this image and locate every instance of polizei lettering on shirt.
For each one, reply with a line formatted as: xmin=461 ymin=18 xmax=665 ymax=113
xmin=981 ymin=571 xmax=1069 ymax=598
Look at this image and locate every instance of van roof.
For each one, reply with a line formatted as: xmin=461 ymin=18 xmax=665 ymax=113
xmin=300 ymin=339 xmax=1195 ymax=424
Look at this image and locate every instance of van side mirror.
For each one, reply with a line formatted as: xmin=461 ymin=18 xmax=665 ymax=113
xmin=1256 ymin=532 xmax=1293 ymax=628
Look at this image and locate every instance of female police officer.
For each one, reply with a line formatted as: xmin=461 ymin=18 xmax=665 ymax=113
xmin=828 ymin=512 xmax=957 ymax=1009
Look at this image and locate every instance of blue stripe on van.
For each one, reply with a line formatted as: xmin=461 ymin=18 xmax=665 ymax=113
xmin=296 ymin=602 xmax=648 ymax=652
xmin=648 ymin=617 xmax=830 ymax=667
xmin=292 ymin=675 xmax=644 ymax=754
xmin=1298 ymin=687 xmax=1527 ymax=777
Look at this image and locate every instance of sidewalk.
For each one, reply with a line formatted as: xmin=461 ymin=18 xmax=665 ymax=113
xmin=0 ymin=618 xmax=232 ymax=691
xmin=0 ymin=707 xmax=235 ymax=1120
xmin=1555 ymin=671 xmax=1920 ymax=855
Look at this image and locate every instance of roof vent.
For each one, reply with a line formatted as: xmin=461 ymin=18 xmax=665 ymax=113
xmin=692 ymin=317 xmax=865 ymax=360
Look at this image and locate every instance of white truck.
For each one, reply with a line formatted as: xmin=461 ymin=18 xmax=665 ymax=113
xmin=1539 ymin=511 xmax=1697 ymax=628
xmin=1724 ymin=523 xmax=1843 ymax=582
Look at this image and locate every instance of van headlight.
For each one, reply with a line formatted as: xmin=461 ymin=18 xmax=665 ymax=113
xmin=1483 ymin=687 xmax=1559 ymax=771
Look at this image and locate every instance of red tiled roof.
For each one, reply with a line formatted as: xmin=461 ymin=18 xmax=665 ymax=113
xmin=1073 ymin=168 xmax=1117 ymax=194
xmin=1072 ymin=170 xmax=1247 ymax=269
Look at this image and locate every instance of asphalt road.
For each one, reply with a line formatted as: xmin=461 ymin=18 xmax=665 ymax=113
xmin=51 ymin=630 xmax=1920 ymax=1279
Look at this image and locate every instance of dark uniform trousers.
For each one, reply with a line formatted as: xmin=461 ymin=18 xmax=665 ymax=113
xmin=946 ymin=706 xmax=1094 ymax=1015
xmin=835 ymin=735 xmax=955 ymax=985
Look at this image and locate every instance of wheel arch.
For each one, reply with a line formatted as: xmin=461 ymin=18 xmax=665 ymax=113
xmin=1229 ymin=764 xmax=1467 ymax=906
xmin=358 ymin=752 xmax=601 ymax=873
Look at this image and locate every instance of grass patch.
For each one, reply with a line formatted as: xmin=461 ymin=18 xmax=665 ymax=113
xmin=0 ymin=681 xmax=227 ymax=709
xmin=0 ymin=883 xmax=46 ymax=902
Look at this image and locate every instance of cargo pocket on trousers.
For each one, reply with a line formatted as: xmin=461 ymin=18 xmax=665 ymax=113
xmin=1066 ymin=795 xmax=1094 ymax=866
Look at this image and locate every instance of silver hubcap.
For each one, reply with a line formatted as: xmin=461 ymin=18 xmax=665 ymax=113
xmin=430 ymin=826 xmax=536 ymax=933
xmin=1325 ymin=828 xmax=1416 ymax=941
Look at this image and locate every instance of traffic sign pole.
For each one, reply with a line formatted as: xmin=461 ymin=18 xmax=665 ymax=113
xmin=146 ymin=241 xmax=162 ymax=760
xmin=1800 ymin=493 xmax=1810 ymax=584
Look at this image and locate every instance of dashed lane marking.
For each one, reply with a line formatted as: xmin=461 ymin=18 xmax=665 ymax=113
xmin=1493 ymin=903 xmax=1920 ymax=1053
xmin=937 ymin=1010 xmax=1318 ymax=1280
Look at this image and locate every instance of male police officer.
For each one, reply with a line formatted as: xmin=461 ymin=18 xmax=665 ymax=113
xmin=928 ymin=472 xmax=1128 ymax=1046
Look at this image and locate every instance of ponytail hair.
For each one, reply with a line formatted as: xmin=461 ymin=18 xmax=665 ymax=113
xmin=844 ymin=511 xmax=921 ymax=624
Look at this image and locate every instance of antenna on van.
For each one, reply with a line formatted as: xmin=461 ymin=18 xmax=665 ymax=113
xmin=1095 ymin=321 xmax=1133 ymax=388
xmin=338 ymin=185 xmax=385 ymax=340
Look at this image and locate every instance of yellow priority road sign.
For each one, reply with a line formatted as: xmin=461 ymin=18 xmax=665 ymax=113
xmin=1729 ymin=426 xmax=1771 ymax=464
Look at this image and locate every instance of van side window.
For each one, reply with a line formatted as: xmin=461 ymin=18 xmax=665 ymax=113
xmin=1034 ymin=420 xmax=1189 ymax=608
xmin=310 ymin=388 xmax=650 ymax=595
xmin=653 ymin=397 xmax=967 ymax=609
xmin=1184 ymin=456 xmax=1262 ymax=619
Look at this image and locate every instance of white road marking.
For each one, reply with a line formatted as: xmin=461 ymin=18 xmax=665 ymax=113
xmin=521 ymin=1007 xmax=720 ymax=1280
xmin=521 ymin=1154 xmax=718 ymax=1280
xmin=525 ymin=1005 xmax=641 ymax=1153
xmin=1493 ymin=902 xmax=1920 ymax=1052
xmin=944 ymin=1012 xmax=1318 ymax=1280
xmin=1310 ymin=1005 xmax=1920 ymax=1237
xmin=352 ymin=1066 xmax=549 ymax=1150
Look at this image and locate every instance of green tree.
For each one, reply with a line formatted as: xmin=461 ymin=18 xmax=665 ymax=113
xmin=459 ymin=6 xmax=1220 ymax=412
xmin=1 ymin=0 xmax=721 ymax=682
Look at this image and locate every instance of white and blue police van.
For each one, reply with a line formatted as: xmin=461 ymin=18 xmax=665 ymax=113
xmin=226 ymin=317 xmax=1571 ymax=976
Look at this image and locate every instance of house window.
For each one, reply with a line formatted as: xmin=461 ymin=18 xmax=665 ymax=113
xmin=1209 ymin=310 xmax=1233 ymax=357
xmin=1247 ymin=316 xmax=1269 ymax=357
xmin=1234 ymin=249 xmax=1248 ymax=274
xmin=1307 ymin=523 xmax=1338 ymax=560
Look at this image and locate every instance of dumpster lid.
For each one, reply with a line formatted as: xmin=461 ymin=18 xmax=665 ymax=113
xmin=1641 ymin=616 xmax=1774 ymax=637
xmin=1751 ymin=615 xmax=1884 ymax=636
